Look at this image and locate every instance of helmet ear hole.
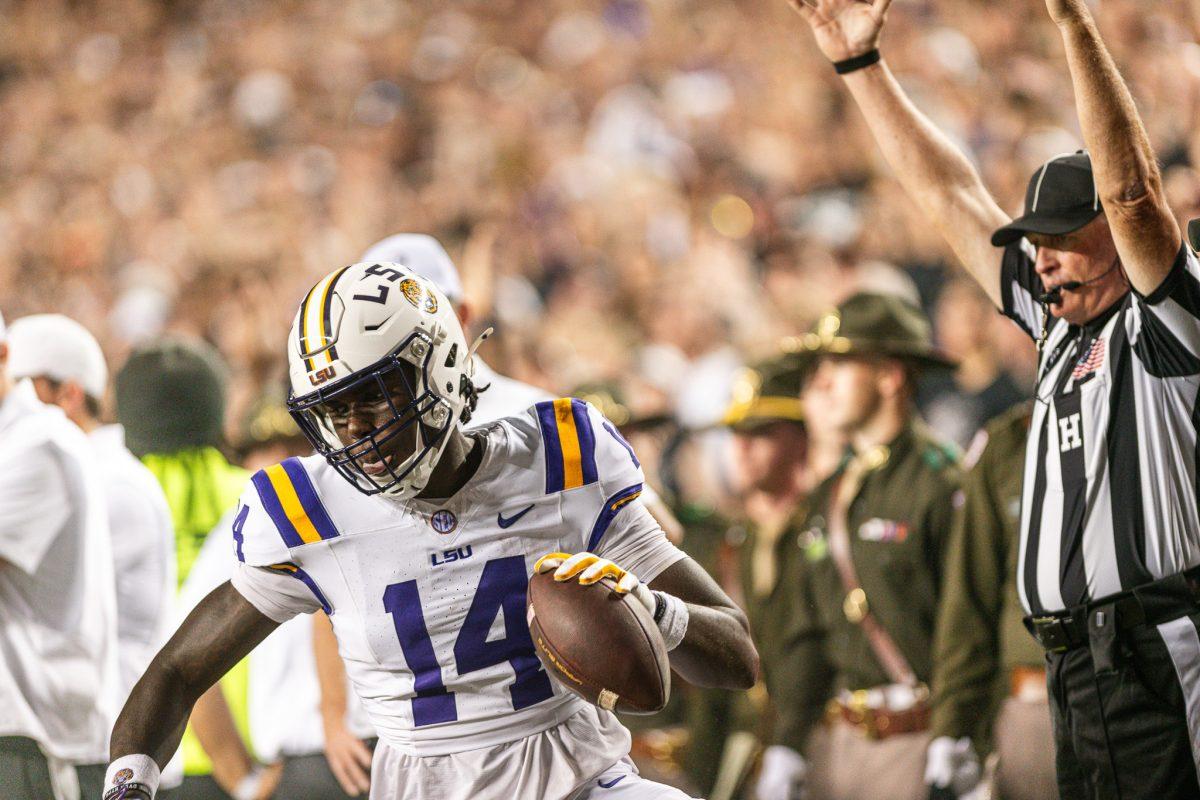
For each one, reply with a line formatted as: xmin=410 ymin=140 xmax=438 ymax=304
xmin=422 ymin=401 xmax=450 ymax=428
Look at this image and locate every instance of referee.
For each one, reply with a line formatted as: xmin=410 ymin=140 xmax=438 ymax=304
xmin=789 ymin=0 xmax=1200 ymax=797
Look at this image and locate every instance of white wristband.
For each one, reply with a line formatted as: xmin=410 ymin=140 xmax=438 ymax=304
xmin=104 ymin=754 xmax=160 ymax=798
xmin=232 ymin=766 xmax=265 ymax=800
xmin=652 ymin=591 xmax=689 ymax=651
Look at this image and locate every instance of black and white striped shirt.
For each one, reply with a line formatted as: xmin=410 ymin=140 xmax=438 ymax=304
xmin=1001 ymin=241 xmax=1200 ymax=614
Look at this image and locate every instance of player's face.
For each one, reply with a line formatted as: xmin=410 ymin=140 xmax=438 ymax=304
xmin=321 ymin=367 xmax=421 ymax=478
xmin=1029 ymin=215 xmax=1129 ymax=326
xmin=730 ymin=422 xmax=807 ymax=493
xmin=804 ymin=355 xmax=885 ymax=435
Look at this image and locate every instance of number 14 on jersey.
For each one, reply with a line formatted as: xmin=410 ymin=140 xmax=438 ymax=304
xmin=383 ymin=554 xmax=554 ymax=726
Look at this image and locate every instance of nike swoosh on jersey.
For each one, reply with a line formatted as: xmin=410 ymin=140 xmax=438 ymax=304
xmin=597 ymin=775 xmax=626 ymax=789
xmin=496 ymin=504 xmax=535 ymax=529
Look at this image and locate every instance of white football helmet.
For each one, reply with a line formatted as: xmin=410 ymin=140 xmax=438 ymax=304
xmin=286 ymin=261 xmax=477 ymax=497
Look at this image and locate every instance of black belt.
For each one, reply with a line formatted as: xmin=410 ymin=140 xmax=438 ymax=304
xmin=1025 ymin=566 xmax=1200 ymax=653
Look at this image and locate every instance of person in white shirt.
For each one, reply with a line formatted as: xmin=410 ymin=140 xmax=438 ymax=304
xmin=7 ymin=314 xmax=178 ymax=702
xmin=102 ymin=261 xmax=757 ymax=800
xmin=0 ymin=312 xmax=120 ymax=800
xmin=6 ymin=314 xmax=182 ymax=797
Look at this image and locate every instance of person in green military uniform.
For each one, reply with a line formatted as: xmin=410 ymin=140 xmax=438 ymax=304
xmin=754 ymin=292 xmax=962 ymax=800
xmin=115 ymin=339 xmax=266 ymax=800
xmin=928 ymin=403 xmax=1055 ymax=800
xmin=719 ymin=354 xmax=820 ymax=799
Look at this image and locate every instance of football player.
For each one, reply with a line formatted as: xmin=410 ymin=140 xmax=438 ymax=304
xmin=103 ymin=262 xmax=758 ymax=800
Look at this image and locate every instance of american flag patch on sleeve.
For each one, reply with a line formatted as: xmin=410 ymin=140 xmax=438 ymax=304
xmin=1073 ymin=338 xmax=1106 ymax=379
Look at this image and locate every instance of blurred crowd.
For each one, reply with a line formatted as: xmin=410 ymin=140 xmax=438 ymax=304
xmin=3 ymin=0 xmax=1198 ymax=441
xmin=4 ymin=0 xmax=1200 ymax=798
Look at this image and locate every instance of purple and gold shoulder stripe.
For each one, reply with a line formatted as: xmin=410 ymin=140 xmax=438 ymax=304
xmin=268 ymin=561 xmax=332 ymax=614
xmin=536 ymin=398 xmax=599 ymax=494
xmin=251 ymin=457 xmax=340 ymax=548
xmin=588 ymin=483 xmax=644 ymax=551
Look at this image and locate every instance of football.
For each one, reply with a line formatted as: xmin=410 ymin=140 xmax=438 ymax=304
xmin=526 ymin=570 xmax=671 ymax=714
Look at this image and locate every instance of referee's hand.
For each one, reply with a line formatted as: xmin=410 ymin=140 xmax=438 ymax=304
xmin=788 ymin=0 xmax=895 ymax=63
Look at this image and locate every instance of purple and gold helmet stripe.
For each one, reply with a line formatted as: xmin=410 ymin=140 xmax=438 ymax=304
xmin=298 ymin=265 xmax=352 ymax=373
xmin=297 ymin=278 xmax=323 ymax=373
xmin=268 ymin=561 xmax=332 ymax=614
xmin=587 ymin=482 xmax=644 ymax=551
xmin=535 ymin=398 xmax=599 ymax=493
xmin=251 ymin=458 xmax=340 ymax=548
xmin=318 ymin=265 xmax=352 ymax=366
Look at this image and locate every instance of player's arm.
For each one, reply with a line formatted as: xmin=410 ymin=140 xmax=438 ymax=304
xmin=104 ymin=582 xmax=279 ymax=799
xmin=789 ymin=0 xmax=1010 ymax=305
xmin=535 ymin=547 xmax=759 ymax=691
xmin=645 ymin=556 xmax=759 ymax=689
xmin=1045 ymin=0 xmax=1181 ymax=292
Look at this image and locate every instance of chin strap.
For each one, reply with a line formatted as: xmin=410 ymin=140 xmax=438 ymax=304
xmin=468 ymin=326 xmax=493 ymax=358
xmin=458 ymin=327 xmax=493 ymax=425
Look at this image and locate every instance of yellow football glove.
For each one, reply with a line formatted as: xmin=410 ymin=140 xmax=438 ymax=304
xmin=534 ymin=551 xmax=655 ymax=613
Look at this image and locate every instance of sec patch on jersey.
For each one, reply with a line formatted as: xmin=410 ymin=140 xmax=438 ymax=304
xmin=526 ymin=569 xmax=670 ymax=714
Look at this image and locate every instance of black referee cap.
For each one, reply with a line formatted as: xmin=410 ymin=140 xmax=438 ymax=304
xmin=991 ymin=151 xmax=1103 ymax=247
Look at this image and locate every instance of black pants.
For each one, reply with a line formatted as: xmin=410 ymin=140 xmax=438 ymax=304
xmin=180 ymin=775 xmax=235 ymax=799
xmin=1048 ymin=609 xmax=1200 ymax=799
xmin=274 ymin=752 xmax=368 ymax=800
xmin=0 ymin=737 xmax=105 ymax=800
xmin=0 ymin=737 xmax=53 ymax=800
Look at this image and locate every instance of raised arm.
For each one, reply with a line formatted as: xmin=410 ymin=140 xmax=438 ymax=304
xmin=790 ymin=0 xmax=1010 ymax=305
xmin=105 ymin=582 xmax=279 ymax=797
xmin=1045 ymin=0 xmax=1181 ymax=292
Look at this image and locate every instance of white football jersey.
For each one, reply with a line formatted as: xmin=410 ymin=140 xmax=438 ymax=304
xmin=181 ymin=509 xmax=375 ymax=763
xmin=229 ymin=399 xmax=684 ymax=760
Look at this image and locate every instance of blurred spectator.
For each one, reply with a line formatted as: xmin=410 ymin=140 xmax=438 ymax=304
xmin=923 ymin=279 xmax=1026 ymax=447
xmin=722 ymin=354 xmax=812 ymax=797
xmin=0 ymin=312 xmax=119 ymax=800
xmin=115 ymin=338 xmax=251 ymax=800
xmin=929 ymin=404 xmax=1055 ymax=800
xmin=6 ymin=313 xmax=182 ymax=792
xmin=755 ymin=294 xmax=961 ymax=800
xmin=308 ymin=232 xmax=560 ymax=795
